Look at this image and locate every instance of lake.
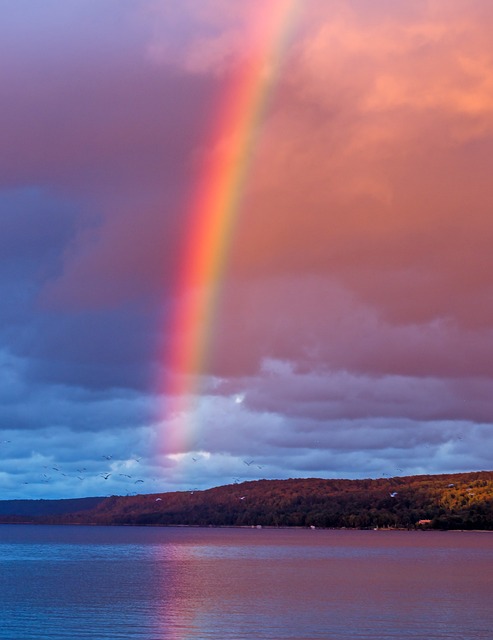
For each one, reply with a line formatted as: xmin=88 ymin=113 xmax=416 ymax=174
xmin=0 ymin=525 xmax=492 ymax=639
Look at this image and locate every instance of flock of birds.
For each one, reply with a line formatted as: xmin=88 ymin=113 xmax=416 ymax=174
xmin=1 ymin=433 xmax=468 ymax=499
xmin=0 ymin=443 xmax=150 ymax=494
xmin=0 ymin=438 xmax=270 ymax=497
xmin=26 ymin=454 xmax=148 ymax=491
xmin=1 ymin=439 xmax=411 ymax=499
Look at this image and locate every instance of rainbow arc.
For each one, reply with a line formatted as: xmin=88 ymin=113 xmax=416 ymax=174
xmin=162 ymin=1 xmax=299 ymax=458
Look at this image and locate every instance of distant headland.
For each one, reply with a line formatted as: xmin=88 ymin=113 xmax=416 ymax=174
xmin=1 ymin=471 xmax=492 ymax=530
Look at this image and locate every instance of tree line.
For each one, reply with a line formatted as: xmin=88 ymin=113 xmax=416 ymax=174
xmin=3 ymin=471 xmax=492 ymax=530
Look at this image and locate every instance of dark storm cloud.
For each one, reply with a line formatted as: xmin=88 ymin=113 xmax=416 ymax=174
xmin=1 ymin=1 xmax=493 ymax=499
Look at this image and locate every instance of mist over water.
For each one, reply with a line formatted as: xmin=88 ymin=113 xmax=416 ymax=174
xmin=1 ymin=525 xmax=492 ymax=640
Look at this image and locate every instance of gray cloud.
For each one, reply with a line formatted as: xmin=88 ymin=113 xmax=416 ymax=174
xmin=1 ymin=1 xmax=492 ymax=500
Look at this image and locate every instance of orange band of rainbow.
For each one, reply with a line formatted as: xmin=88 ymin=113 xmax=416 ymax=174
xmin=161 ymin=1 xmax=299 ymax=457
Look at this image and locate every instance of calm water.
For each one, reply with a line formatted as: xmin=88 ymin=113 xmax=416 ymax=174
xmin=0 ymin=525 xmax=492 ymax=640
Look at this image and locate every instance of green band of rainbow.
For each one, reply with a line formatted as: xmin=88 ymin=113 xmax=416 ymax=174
xmin=162 ymin=1 xmax=299 ymax=457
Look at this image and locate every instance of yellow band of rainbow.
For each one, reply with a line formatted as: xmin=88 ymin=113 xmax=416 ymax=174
xmin=162 ymin=1 xmax=300 ymax=457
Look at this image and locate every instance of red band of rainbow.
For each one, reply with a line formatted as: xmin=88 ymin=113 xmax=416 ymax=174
xmin=161 ymin=1 xmax=299 ymax=460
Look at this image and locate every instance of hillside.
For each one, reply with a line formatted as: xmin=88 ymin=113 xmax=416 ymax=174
xmin=0 ymin=496 xmax=105 ymax=521
xmin=1 ymin=471 xmax=493 ymax=529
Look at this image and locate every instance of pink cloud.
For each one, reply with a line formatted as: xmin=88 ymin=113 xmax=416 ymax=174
xmin=218 ymin=0 xmax=493 ymax=336
xmin=205 ymin=277 xmax=493 ymax=379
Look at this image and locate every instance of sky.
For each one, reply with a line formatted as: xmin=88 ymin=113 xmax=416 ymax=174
xmin=1 ymin=0 xmax=493 ymax=500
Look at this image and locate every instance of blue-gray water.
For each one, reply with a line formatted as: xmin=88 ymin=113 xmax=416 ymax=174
xmin=1 ymin=525 xmax=492 ymax=640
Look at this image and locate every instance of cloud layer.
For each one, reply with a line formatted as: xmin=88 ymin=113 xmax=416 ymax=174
xmin=1 ymin=0 xmax=492 ymax=499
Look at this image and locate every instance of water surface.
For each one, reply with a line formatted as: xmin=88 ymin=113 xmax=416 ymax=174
xmin=1 ymin=525 xmax=492 ymax=639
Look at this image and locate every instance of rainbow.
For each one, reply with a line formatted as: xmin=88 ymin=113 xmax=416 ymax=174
xmin=162 ymin=1 xmax=299 ymax=458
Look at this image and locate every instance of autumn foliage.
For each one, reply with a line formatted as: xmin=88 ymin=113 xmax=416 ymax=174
xmin=2 ymin=471 xmax=493 ymax=530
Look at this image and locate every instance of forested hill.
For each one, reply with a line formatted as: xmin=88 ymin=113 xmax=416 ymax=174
xmin=0 ymin=496 xmax=105 ymax=518
xmin=1 ymin=471 xmax=493 ymax=529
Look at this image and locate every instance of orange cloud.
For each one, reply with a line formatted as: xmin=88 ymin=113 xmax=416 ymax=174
xmin=220 ymin=1 xmax=493 ymax=335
